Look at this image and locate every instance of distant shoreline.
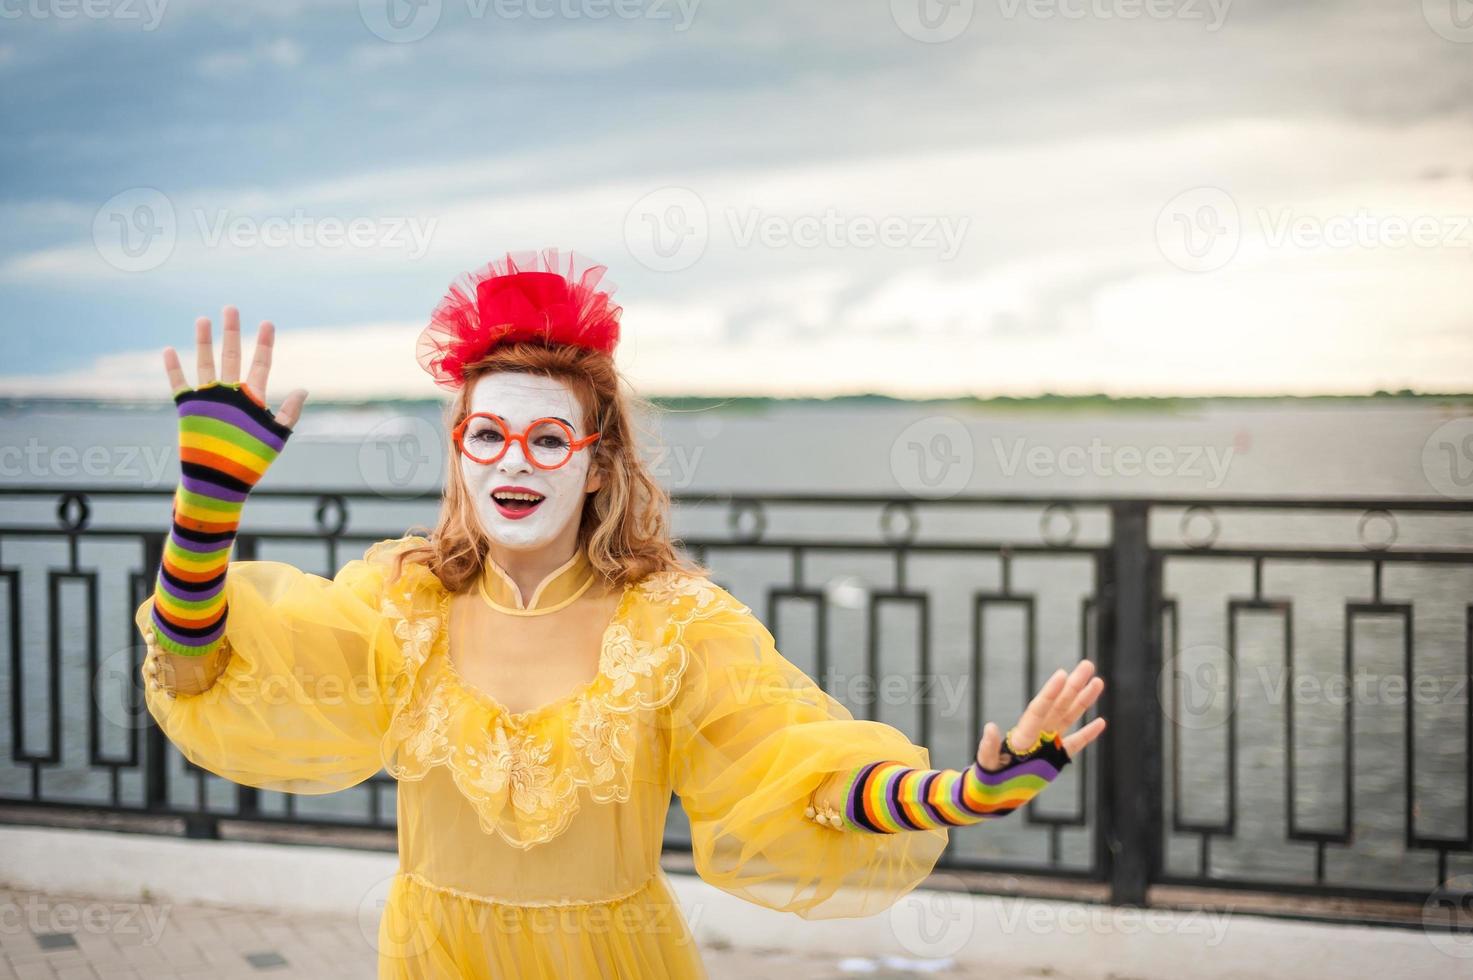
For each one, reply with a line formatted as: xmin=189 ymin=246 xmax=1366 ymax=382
xmin=2 ymin=390 xmax=1470 ymax=414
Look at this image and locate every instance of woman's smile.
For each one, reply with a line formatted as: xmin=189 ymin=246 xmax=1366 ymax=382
xmin=491 ymin=483 xmax=546 ymax=519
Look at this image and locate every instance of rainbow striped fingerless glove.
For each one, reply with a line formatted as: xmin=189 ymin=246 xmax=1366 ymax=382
xmin=148 ymin=380 xmax=293 ymax=657
xmin=834 ymin=732 xmax=1071 ymax=833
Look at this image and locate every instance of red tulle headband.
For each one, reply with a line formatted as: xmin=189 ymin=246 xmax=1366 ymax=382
xmin=416 ymin=249 xmax=622 ymax=390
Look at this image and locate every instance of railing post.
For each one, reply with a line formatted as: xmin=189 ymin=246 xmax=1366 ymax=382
xmin=1099 ymin=501 xmax=1162 ymax=905
xmin=141 ymin=532 xmax=169 ymax=814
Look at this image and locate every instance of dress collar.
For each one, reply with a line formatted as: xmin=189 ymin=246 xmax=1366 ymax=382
xmin=478 ymin=546 xmax=597 ymax=615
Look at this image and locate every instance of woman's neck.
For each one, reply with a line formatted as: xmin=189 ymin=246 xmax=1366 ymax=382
xmin=484 ymin=537 xmax=583 ymax=608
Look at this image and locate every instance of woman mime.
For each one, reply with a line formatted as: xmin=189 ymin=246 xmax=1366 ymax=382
xmin=137 ymin=249 xmax=1106 ymax=978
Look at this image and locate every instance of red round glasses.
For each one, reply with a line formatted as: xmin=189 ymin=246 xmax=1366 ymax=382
xmin=451 ymin=413 xmax=601 ymax=469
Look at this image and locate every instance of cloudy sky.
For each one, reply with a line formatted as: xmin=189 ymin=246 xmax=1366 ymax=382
xmin=1 ymin=0 xmax=1471 ymax=400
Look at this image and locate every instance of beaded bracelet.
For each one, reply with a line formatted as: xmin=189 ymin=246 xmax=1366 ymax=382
xmin=811 ymin=731 xmax=1072 ymax=834
xmin=141 ymin=629 xmax=233 ymax=699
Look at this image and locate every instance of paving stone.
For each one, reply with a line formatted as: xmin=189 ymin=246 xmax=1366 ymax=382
xmin=50 ymin=966 xmax=97 ymax=980
xmin=10 ymin=961 xmax=55 ymax=980
xmin=88 ymin=968 xmax=141 ymax=980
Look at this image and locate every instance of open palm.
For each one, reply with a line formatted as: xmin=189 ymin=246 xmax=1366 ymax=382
xmin=976 ymin=659 xmax=1106 ymax=768
xmin=161 ymin=306 xmax=308 ymax=426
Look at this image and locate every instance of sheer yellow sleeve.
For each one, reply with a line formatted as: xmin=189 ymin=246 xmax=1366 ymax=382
xmin=666 ymin=584 xmax=948 ymax=919
xmin=133 ymin=537 xmax=420 ymax=795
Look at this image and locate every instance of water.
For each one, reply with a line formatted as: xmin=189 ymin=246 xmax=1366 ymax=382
xmin=1 ymin=398 xmax=1469 ymax=892
xmin=3 ymin=396 xmax=1469 ymax=498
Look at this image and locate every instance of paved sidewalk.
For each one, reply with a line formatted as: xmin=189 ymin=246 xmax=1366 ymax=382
xmin=0 ymin=886 xmax=979 ymax=980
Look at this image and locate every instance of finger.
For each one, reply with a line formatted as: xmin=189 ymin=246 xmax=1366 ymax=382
xmin=1062 ymin=717 xmax=1107 ymax=757
xmin=1011 ymin=668 xmax=1067 ymax=750
xmin=246 ymin=321 xmax=274 ymax=401
xmin=1058 ymin=676 xmax=1105 ymax=732
xmin=220 ymin=306 xmax=242 ymax=384
xmin=195 ymin=317 xmax=216 ymax=386
xmin=975 ymin=721 xmax=1003 ymax=769
xmin=275 ymin=388 xmax=308 ymax=429
xmin=162 ymin=347 xmax=188 ymax=396
xmin=1042 ymin=660 xmax=1096 ymax=732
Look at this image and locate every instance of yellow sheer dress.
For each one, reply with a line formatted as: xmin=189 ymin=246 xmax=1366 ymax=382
xmin=135 ymin=535 xmax=948 ymax=977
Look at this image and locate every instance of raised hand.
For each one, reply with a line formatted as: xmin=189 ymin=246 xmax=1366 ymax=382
xmin=976 ymin=659 xmax=1106 ymax=769
xmin=814 ymin=659 xmax=1108 ymax=835
xmin=144 ymin=308 xmax=306 ymax=672
xmin=162 ymin=306 xmax=308 ymax=425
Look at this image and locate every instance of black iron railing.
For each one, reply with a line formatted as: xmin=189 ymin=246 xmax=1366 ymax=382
xmin=1 ymin=486 xmax=1469 ymax=916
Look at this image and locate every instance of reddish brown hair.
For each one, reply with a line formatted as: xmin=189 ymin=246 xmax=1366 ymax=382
xmin=393 ymin=341 xmax=707 ymax=593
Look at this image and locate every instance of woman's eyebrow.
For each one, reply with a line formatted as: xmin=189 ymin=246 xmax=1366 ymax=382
xmin=486 ymin=412 xmax=576 ymax=429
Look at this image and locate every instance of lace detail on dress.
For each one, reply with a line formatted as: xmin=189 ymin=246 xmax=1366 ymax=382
xmin=376 ymin=556 xmax=747 ymax=850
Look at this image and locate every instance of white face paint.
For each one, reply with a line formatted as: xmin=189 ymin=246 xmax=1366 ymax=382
xmin=457 ymin=372 xmax=602 ymax=554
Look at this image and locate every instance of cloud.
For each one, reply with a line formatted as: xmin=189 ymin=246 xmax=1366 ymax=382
xmin=4 ymin=0 xmax=1473 ymax=398
xmin=5 ymin=110 xmax=1473 ymax=397
xmin=196 ymin=38 xmax=305 ymax=77
xmin=0 ymin=322 xmax=440 ymax=401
